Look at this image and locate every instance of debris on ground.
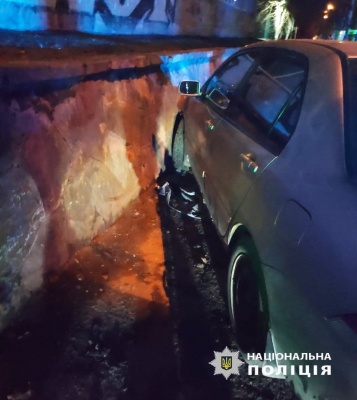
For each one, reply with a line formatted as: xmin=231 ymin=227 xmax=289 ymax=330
xmin=157 ymin=181 xmax=201 ymax=220
xmin=0 ymin=174 xmax=297 ymax=400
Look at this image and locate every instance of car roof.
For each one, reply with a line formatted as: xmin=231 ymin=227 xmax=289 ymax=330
xmin=247 ymin=39 xmax=357 ymax=59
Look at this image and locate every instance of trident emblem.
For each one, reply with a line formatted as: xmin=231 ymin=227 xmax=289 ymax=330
xmin=221 ymin=356 xmax=232 ymax=370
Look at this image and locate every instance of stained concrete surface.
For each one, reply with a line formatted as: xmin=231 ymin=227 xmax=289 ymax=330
xmin=0 ymin=172 xmax=297 ymax=400
xmin=0 ymin=30 xmax=256 ymax=66
xmin=0 ymin=31 xmax=240 ymax=329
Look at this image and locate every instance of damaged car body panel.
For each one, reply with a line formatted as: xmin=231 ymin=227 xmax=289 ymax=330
xmin=174 ymin=40 xmax=357 ymax=400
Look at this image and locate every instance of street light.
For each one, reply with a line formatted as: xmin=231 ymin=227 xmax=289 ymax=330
xmin=321 ymin=2 xmax=336 ymax=38
xmin=323 ymin=3 xmax=335 ymax=18
xmin=327 ymin=3 xmax=335 ymax=11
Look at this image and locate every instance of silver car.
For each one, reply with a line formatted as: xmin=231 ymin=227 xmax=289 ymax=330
xmin=172 ymin=40 xmax=357 ymax=400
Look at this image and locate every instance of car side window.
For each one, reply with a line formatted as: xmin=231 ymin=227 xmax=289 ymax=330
xmin=227 ymin=51 xmax=308 ymax=154
xmin=245 ymin=57 xmax=305 ymax=135
xmin=202 ymin=49 xmax=307 ymax=154
xmin=203 ymin=51 xmax=258 ymax=105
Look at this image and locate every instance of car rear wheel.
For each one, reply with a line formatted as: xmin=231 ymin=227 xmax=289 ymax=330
xmin=171 ymin=116 xmax=189 ymax=173
xmin=228 ymin=237 xmax=268 ymax=356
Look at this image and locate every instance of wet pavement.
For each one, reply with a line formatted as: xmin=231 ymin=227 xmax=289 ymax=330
xmin=0 ymin=171 xmax=297 ymax=400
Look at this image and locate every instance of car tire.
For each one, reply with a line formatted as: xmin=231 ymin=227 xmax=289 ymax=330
xmin=171 ymin=115 xmax=189 ymax=173
xmin=228 ymin=237 xmax=268 ymax=356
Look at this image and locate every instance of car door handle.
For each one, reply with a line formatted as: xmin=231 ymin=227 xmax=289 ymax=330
xmin=205 ymin=119 xmax=215 ymax=130
xmin=240 ymin=153 xmax=259 ymax=173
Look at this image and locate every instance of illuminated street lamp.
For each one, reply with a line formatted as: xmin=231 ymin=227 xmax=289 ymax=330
xmin=322 ymin=3 xmax=336 ymax=22
xmin=320 ymin=2 xmax=336 ymax=38
xmin=320 ymin=0 xmax=356 ymax=40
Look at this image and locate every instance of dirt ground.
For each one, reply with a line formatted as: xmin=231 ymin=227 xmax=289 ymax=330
xmin=0 ymin=170 xmax=297 ymax=400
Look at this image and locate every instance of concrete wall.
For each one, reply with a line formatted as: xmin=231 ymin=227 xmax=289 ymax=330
xmin=0 ymin=48 xmax=234 ymax=330
xmin=0 ymin=0 xmax=256 ymax=37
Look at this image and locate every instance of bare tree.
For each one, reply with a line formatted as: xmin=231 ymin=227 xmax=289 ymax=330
xmin=258 ymin=0 xmax=295 ymax=39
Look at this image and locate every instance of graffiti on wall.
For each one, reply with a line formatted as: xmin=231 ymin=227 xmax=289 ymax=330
xmin=54 ymin=0 xmax=177 ymax=24
xmin=0 ymin=0 xmax=255 ymax=36
xmin=129 ymin=0 xmax=176 ymax=23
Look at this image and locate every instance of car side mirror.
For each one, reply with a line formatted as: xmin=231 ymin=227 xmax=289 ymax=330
xmin=178 ymin=80 xmax=201 ymax=96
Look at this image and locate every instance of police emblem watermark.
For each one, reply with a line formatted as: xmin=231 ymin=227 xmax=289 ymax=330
xmin=209 ymin=347 xmax=244 ymax=379
xmin=210 ymin=348 xmax=332 ymax=379
xmin=247 ymin=352 xmax=332 ymax=378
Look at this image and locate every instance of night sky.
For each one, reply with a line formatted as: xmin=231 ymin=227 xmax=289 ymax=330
xmin=288 ymin=0 xmax=329 ymax=37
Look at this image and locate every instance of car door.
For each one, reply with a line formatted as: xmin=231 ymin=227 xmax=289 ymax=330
xmin=201 ymin=48 xmax=308 ymax=236
xmin=184 ymin=50 xmax=260 ymax=216
xmin=183 ymin=97 xmax=223 ymax=191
